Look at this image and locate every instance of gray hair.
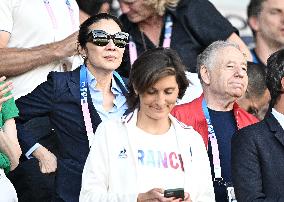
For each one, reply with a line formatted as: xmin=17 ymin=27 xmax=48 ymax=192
xmin=196 ymin=40 xmax=240 ymax=80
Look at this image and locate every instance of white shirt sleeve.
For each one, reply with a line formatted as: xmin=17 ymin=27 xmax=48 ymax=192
xmin=0 ymin=0 xmax=14 ymax=33
xmin=79 ymin=122 xmax=138 ymax=202
xmin=25 ymin=143 xmax=41 ymax=159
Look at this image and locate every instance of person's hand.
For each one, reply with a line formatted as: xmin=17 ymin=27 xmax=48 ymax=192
xmin=0 ymin=76 xmax=13 ymax=111
xmin=137 ymin=188 xmax=165 ymax=202
xmin=32 ymin=145 xmax=57 ymax=173
xmin=183 ymin=192 xmax=192 ymax=202
xmin=169 ymin=191 xmax=192 ymax=202
xmin=57 ymin=31 xmax=79 ymax=58
xmin=54 ymin=31 xmax=79 ymax=71
xmin=137 ymin=188 xmax=188 ymax=202
xmin=137 ymin=189 xmax=192 ymax=202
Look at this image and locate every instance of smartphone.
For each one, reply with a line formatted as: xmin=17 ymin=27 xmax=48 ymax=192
xmin=164 ymin=188 xmax=184 ymax=200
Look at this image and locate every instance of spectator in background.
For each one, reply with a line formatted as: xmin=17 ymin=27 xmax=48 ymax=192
xmin=16 ymin=13 xmax=128 ymax=201
xmin=172 ymin=41 xmax=258 ymax=202
xmin=237 ymin=61 xmax=270 ymax=120
xmin=0 ymin=0 xmax=80 ymax=201
xmin=76 ymin=0 xmax=112 ymax=23
xmin=0 ymin=0 xmax=79 ymax=99
xmin=232 ymin=49 xmax=284 ymax=201
xmin=117 ymin=0 xmax=252 ymax=78
xmin=247 ymin=0 xmax=284 ymax=65
xmin=80 ymin=48 xmax=215 ymax=202
xmin=0 ymin=76 xmax=22 ymax=202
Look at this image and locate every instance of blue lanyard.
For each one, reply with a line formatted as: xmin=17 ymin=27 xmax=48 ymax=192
xmin=79 ymin=64 xmax=88 ymax=104
xmin=162 ymin=15 xmax=173 ymax=47
xmin=113 ymin=71 xmax=128 ymax=92
xmin=80 ymin=65 xmax=94 ymax=146
xmin=129 ymin=14 xmax=173 ymax=65
xmin=80 ymin=65 xmax=127 ymax=100
xmin=202 ymin=99 xmax=223 ymax=181
xmin=79 ymin=65 xmax=128 ymax=146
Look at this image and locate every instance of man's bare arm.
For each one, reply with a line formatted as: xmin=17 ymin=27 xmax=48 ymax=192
xmin=0 ymin=31 xmax=78 ymax=76
xmin=227 ymin=32 xmax=253 ymax=62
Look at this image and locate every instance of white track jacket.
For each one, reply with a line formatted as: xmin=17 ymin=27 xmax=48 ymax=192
xmin=80 ymin=109 xmax=215 ymax=202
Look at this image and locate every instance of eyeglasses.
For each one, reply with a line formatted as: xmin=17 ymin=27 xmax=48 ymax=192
xmin=88 ymin=30 xmax=129 ymax=48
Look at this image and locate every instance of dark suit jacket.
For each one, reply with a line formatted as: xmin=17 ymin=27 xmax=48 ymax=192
xmin=16 ymin=66 xmax=128 ymax=202
xmin=231 ymin=111 xmax=284 ymax=202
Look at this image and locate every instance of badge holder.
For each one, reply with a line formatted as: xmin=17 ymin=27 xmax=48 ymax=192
xmin=214 ymin=177 xmax=225 ymax=186
xmin=226 ymin=182 xmax=237 ymax=202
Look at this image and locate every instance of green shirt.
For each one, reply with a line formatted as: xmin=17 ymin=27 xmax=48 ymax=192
xmin=0 ymin=82 xmax=19 ymax=174
xmin=0 ymin=82 xmax=19 ymax=127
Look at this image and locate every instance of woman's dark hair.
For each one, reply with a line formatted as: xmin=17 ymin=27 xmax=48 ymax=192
xmin=266 ymin=49 xmax=284 ymax=107
xmin=127 ymin=47 xmax=189 ymax=110
xmin=78 ymin=13 xmax=123 ymax=49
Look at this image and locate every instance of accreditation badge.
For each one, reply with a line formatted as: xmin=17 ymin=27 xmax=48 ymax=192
xmin=226 ymin=183 xmax=237 ymax=202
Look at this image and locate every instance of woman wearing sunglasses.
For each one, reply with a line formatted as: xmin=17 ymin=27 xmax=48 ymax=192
xmin=80 ymin=48 xmax=215 ymax=202
xmin=15 ymin=13 xmax=129 ymax=202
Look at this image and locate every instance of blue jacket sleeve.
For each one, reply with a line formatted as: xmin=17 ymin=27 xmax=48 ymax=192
xmin=15 ymin=72 xmax=56 ymax=154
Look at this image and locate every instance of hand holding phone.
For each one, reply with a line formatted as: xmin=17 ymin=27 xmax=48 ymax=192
xmin=164 ymin=188 xmax=184 ymax=200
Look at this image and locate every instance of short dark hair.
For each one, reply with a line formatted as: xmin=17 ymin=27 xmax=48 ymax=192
xmin=266 ymin=49 xmax=284 ymax=107
xmin=247 ymin=0 xmax=266 ymax=18
xmin=127 ymin=48 xmax=189 ymax=110
xmin=78 ymin=13 xmax=123 ymax=49
xmin=76 ymin=0 xmax=112 ymax=16
xmin=246 ymin=61 xmax=267 ymax=99
xmin=247 ymin=0 xmax=266 ymax=36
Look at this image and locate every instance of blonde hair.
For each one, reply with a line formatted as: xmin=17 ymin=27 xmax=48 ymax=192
xmin=144 ymin=0 xmax=180 ymax=16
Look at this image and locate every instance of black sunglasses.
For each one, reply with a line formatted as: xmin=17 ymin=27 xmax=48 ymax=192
xmin=88 ymin=30 xmax=129 ymax=48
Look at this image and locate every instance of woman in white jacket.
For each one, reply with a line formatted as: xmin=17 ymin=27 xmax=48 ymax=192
xmin=80 ymin=48 xmax=215 ymax=202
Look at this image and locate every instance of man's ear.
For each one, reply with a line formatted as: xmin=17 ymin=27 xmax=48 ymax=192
xmin=248 ymin=16 xmax=260 ymax=33
xmin=281 ymin=77 xmax=284 ymax=90
xmin=200 ymin=65 xmax=210 ymax=85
